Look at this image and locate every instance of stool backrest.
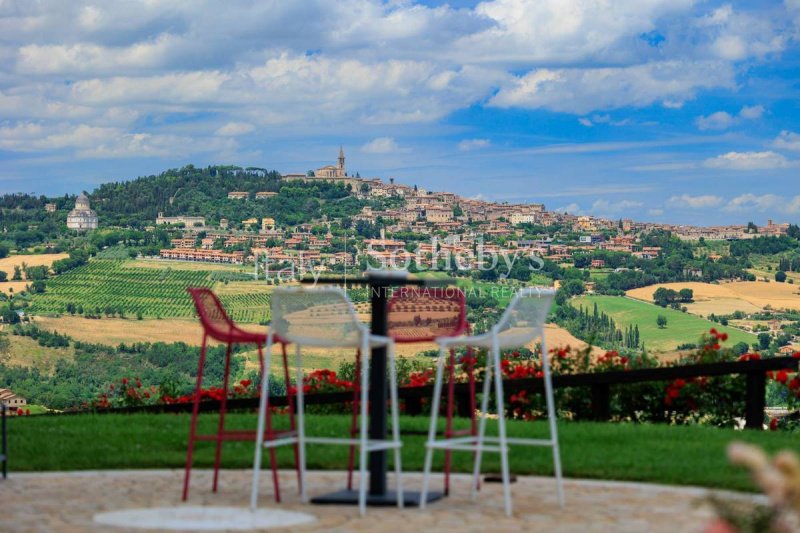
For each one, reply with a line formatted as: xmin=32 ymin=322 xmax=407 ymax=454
xmin=270 ymin=287 xmax=364 ymax=347
xmin=187 ymin=287 xmax=235 ymax=341
xmin=387 ymin=287 xmax=468 ymax=342
xmin=493 ymin=287 xmax=555 ymax=347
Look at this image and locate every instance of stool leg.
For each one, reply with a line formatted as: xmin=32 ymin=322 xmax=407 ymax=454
xmin=387 ymin=342 xmax=404 ymax=509
xmin=467 ymin=347 xmax=479 ymax=493
xmin=212 ymin=342 xmax=233 ymax=492
xmin=358 ymin=337 xmax=370 ymax=516
xmin=347 ymin=351 xmax=361 ymax=491
xmin=280 ymin=344 xmax=302 ymax=494
xmin=444 ymin=348 xmax=456 ymax=496
xmin=258 ymin=343 xmax=281 ymax=503
xmin=182 ymin=333 xmax=208 ymax=501
xmin=491 ymin=339 xmax=512 ymax=517
xmin=250 ymin=336 xmax=274 ymax=510
xmin=471 ymin=348 xmax=493 ymax=500
xmin=294 ymin=344 xmax=308 ymax=503
xmin=420 ymin=345 xmax=448 ymax=510
xmin=541 ymin=334 xmax=565 ymax=507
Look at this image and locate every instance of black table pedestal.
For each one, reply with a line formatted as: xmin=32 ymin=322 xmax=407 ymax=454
xmin=311 ymin=490 xmax=444 ymax=507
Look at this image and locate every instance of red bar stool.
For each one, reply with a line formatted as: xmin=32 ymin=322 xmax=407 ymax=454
xmin=183 ymin=287 xmax=300 ymax=502
xmin=346 ymin=286 xmax=477 ymax=496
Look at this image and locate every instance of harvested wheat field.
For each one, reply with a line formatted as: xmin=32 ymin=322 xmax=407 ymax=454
xmin=627 ymin=281 xmax=800 ymax=315
xmin=0 ymin=253 xmax=69 ymax=275
xmin=33 ymin=316 xmax=217 ymax=346
xmin=0 ymin=280 xmax=31 ymax=295
xmin=0 ymin=253 xmax=69 ymax=294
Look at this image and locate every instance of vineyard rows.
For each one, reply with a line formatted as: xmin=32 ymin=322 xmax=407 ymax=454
xmin=30 ymin=260 xmax=272 ymax=323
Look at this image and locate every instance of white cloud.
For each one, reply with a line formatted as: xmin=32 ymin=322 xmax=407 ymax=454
xmin=695 ymin=111 xmax=735 ymax=131
xmin=739 ymin=105 xmax=764 ymax=119
xmin=773 ymin=130 xmax=800 ymax=151
xmin=578 ymin=118 xmax=593 ymax=127
xmin=695 ymin=105 xmax=764 ymax=130
xmin=666 ymin=194 xmax=724 ymax=208
xmin=723 ymin=194 xmax=800 ymax=214
xmin=553 ymin=203 xmax=582 ymax=214
xmin=216 ymin=122 xmax=255 ymax=136
xmin=589 ymin=199 xmax=644 ymax=215
xmin=361 ymin=137 xmax=401 ymax=154
xmin=704 ymin=151 xmax=791 ymax=170
xmin=648 ymin=208 xmax=664 ymax=216
xmin=489 ymin=61 xmax=736 ymax=114
xmin=458 ymin=138 xmax=491 ymax=151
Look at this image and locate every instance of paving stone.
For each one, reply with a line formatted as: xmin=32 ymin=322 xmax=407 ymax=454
xmin=1 ymin=469 xmax=745 ymax=532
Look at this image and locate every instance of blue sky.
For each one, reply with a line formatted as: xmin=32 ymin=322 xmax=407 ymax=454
xmin=1 ymin=0 xmax=799 ymax=225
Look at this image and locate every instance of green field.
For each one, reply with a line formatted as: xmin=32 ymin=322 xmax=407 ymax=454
xmin=573 ymin=295 xmax=757 ymax=352
xmin=30 ymin=259 xmax=272 ymax=322
xmin=10 ymin=412 xmax=800 ymax=492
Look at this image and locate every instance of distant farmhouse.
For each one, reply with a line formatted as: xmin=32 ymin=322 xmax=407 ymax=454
xmin=0 ymin=388 xmax=27 ymax=409
xmin=66 ymin=193 xmax=98 ymax=230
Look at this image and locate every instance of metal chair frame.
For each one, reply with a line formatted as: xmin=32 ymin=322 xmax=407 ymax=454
xmin=250 ymin=286 xmax=404 ymax=516
xmin=420 ymin=287 xmax=564 ymax=516
xmin=183 ymin=287 xmax=300 ymax=503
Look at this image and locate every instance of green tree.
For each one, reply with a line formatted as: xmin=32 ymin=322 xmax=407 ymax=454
xmin=656 ymin=315 xmax=667 ymax=329
xmin=758 ymin=332 xmax=771 ymax=350
xmin=775 ymin=271 xmax=787 ymax=283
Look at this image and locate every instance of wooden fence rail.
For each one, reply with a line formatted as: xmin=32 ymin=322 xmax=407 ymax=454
xmin=49 ymin=356 xmax=798 ymax=430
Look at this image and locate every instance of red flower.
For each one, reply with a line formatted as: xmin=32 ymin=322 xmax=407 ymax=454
xmin=710 ymin=328 xmax=718 ymax=335
xmin=769 ymin=418 xmax=779 ymax=431
xmin=17 ymin=408 xmax=23 ymax=415
xmin=776 ymin=370 xmax=789 ymax=384
xmin=668 ymin=388 xmax=680 ymax=399
xmin=719 ymin=333 xmax=728 ymax=342
xmin=240 ymin=379 xmax=252 ymax=387
xmin=793 ymin=352 xmax=800 ymax=359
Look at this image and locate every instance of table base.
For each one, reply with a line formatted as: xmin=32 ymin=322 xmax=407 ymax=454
xmin=310 ymin=489 xmax=444 ymax=507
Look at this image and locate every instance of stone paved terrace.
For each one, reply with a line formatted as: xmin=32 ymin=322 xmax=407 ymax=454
xmin=2 ymin=469 xmax=758 ymax=532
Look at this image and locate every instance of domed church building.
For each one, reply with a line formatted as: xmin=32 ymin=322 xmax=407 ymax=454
xmin=66 ymin=192 xmax=98 ymax=230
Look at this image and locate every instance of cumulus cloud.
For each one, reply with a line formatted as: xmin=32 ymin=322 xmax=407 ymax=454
xmin=0 ymin=0 xmax=795 ymax=167
xmin=553 ymin=203 xmax=582 ymax=215
xmin=666 ymin=194 xmax=724 ymax=208
xmin=489 ymin=61 xmax=736 ymax=114
xmin=773 ymin=130 xmax=800 ymax=151
xmin=695 ymin=105 xmax=765 ymax=130
xmin=704 ymin=151 xmax=791 ymax=170
xmin=695 ymin=111 xmax=735 ymax=131
xmin=589 ymin=199 xmax=644 ymax=215
xmin=723 ymin=194 xmax=800 ymax=214
xmin=216 ymin=122 xmax=256 ymax=136
xmin=361 ymin=137 xmax=401 ymax=154
xmin=458 ymin=138 xmax=491 ymax=151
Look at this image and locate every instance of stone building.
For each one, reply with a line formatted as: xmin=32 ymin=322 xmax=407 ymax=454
xmin=66 ymin=193 xmax=98 ymax=230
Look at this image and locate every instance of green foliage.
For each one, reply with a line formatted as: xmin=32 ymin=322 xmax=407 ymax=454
xmin=657 ymin=314 xmax=668 ymax=328
xmin=775 ymin=270 xmax=787 ymax=282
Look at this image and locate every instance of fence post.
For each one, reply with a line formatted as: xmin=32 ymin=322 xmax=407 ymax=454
xmin=591 ymin=383 xmax=611 ymax=421
xmin=405 ymin=393 xmax=423 ymax=416
xmin=745 ymin=371 xmax=766 ymax=430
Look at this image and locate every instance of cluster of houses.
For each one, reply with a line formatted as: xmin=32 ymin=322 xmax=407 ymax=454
xmin=154 ymin=149 xmax=791 ymax=273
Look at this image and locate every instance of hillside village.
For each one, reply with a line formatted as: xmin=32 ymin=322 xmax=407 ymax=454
xmin=148 ymin=149 xmax=793 ymax=276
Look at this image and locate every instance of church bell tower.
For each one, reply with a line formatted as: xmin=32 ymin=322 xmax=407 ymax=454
xmin=338 ymin=146 xmax=345 ymax=177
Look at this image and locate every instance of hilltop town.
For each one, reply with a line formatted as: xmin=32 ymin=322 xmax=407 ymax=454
xmin=144 ymin=148 xmax=793 ymax=274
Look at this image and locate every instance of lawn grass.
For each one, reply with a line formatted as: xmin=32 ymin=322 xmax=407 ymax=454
xmin=8 ymin=412 xmax=800 ymax=492
xmin=573 ymin=295 xmax=756 ymax=352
